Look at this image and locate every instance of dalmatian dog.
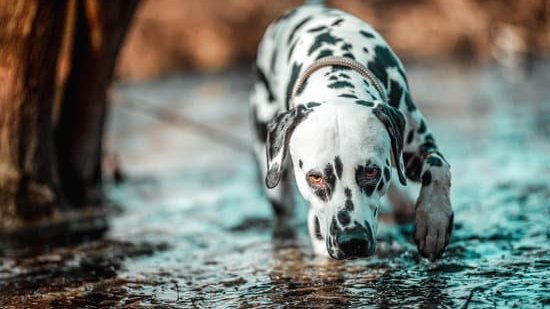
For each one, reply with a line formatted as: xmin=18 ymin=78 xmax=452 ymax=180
xmin=250 ymin=4 xmax=453 ymax=261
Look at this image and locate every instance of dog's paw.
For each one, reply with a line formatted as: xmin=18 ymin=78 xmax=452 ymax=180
xmin=414 ymin=196 xmax=453 ymax=261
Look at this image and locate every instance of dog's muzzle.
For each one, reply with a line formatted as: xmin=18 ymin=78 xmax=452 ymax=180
xmin=332 ymin=225 xmax=375 ymax=259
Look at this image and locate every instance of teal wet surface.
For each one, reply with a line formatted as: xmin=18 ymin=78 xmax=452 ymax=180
xmin=1 ymin=62 xmax=549 ymax=307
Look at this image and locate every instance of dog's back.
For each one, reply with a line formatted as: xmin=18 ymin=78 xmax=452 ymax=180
xmin=254 ymin=5 xmax=410 ymax=113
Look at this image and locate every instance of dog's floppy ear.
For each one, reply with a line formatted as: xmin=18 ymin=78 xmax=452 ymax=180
xmin=373 ymin=104 xmax=407 ymax=185
xmin=265 ymin=105 xmax=311 ymax=188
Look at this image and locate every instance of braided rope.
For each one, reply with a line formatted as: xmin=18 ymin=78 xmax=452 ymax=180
xmin=289 ymin=56 xmax=387 ymax=108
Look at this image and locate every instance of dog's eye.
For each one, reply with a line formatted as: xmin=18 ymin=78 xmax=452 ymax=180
xmin=358 ymin=167 xmax=379 ymax=185
xmin=364 ymin=168 xmax=379 ymax=180
xmin=307 ymin=173 xmax=324 ymax=186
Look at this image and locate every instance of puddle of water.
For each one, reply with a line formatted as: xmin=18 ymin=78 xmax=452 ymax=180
xmin=1 ymin=63 xmax=549 ymax=307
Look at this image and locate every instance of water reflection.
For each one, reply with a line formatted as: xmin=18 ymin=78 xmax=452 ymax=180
xmin=269 ymin=220 xmax=350 ymax=307
xmin=0 ymin=211 xmax=169 ymax=307
xmin=0 ymin=62 xmax=548 ymax=307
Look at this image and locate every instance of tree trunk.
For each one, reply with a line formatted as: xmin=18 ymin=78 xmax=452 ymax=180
xmin=55 ymin=0 xmax=139 ymax=207
xmin=0 ymin=0 xmax=139 ymax=229
xmin=0 ymin=0 xmax=67 ymax=228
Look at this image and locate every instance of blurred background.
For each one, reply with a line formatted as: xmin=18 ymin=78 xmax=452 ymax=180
xmin=114 ymin=0 xmax=548 ymax=79
xmin=1 ymin=0 xmax=549 ymax=307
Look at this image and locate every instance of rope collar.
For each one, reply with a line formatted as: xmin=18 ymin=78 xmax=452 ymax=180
xmin=289 ymin=56 xmax=387 ymax=108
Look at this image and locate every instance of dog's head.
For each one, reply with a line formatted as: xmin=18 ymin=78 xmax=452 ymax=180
xmin=265 ymin=101 xmax=406 ymax=259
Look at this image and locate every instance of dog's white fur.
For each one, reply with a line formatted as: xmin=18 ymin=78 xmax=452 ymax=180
xmin=251 ymin=5 xmax=453 ymax=260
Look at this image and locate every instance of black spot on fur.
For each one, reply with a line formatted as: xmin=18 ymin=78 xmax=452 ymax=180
xmin=339 ymin=73 xmax=350 ymax=79
xmin=406 ymin=130 xmax=414 ymax=144
xmin=288 ymin=16 xmax=313 ymax=44
xmin=383 ymin=166 xmax=390 ymax=180
xmin=418 ymin=120 xmax=427 ymax=133
xmin=377 ymin=179 xmax=385 ymax=191
xmin=329 ymin=75 xmax=338 ymax=81
xmin=422 ymin=170 xmax=432 ymax=186
xmin=367 ymin=63 xmax=387 ymax=88
xmin=255 ymin=66 xmax=275 ymax=102
xmin=308 ymin=25 xmax=327 ymax=33
xmin=286 ymin=62 xmax=303 ymax=108
xmin=330 ymin=66 xmax=351 ymax=73
xmin=420 ymin=142 xmax=440 ymax=158
xmin=344 ymin=189 xmax=353 ymax=211
xmin=315 ymin=49 xmax=334 ymax=60
xmin=345 ymin=200 xmax=354 ymax=211
xmin=308 ymin=32 xmax=342 ymax=55
xmin=332 ymin=18 xmax=344 ymax=26
xmin=424 ymin=134 xmax=435 ymax=144
xmin=330 ymin=217 xmax=339 ymax=236
xmin=363 ymin=47 xmax=369 ymax=54
xmin=426 ymin=156 xmax=442 ymax=167
xmin=398 ymin=68 xmax=409 ymax=86
xmin=337 ymin=210 xmax=351 ymax=226
xmin=324 ymin=163 xmax=337 ymax=198
xmin=359 ymin=30 xmax=375 ymax=39
xmin=287 ymin=41 xmax=298 ymax=62
xmin=328 ymin=81 xmax=354 ymax=89
xmin=313 ymin=186 xmax=328 ymax=202
xmin=345 ymin=188 xmax=352 ymax=199
xmin=404 ymin=92 xmax=417 ymax=112
xmin=367 ymin=46 xmax=400 ymax=88
xmin=334 ymin=156 xmax=343 ymax=179
xmin=305 ymin=102 xmax=322 ymax=109
xmin=363 ymin=79 xmax=373 ymax=89
xmin=296 ymin=78 xmax=308 ymax=97
xmin=314 ymin=216 xmax=323 ymax=240
xmin=338 ymin=93 xmax=357 ymax=99
xmin=342 ymin=43 xmax=352 ymax=51
xmin=356 ymin=100 xmax=374 ymax=107
xmin=299 ymin=160 xmax=303 ymax=169
xmin=403 ymin=152 xmax=422 ymax=181
xmin=342 ymin=53 xmax=355 ymax=60
xmin=388 ymin=79 xmax=403 ymax=108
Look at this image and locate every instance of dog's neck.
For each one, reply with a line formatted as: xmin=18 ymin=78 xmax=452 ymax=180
xmin=290 ymin=56 xmax=387 ymax=109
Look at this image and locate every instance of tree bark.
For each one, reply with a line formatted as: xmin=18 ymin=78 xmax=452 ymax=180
xmin=0 ymin=0 xmax=139 ymax=229
xmin=0 ymin=0 xmax=67 ymax=228
xmin=55 ymin=0 xmax=139 ymax=207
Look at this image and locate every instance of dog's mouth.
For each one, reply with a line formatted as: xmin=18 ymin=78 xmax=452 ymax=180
xmin=326 ymin=224 xmax=376 ymax=259
xmin=327 ymin=242 xmax=376 ymax=260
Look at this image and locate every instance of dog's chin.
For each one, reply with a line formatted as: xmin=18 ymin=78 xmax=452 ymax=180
xmin=327 ymin=245 xmax=376 ymax=260
xmin=327 ymin=248 xmax=345 ymax=260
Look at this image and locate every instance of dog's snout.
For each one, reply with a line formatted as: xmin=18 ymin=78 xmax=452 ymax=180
xmin=335 ymin=225 xmax=374 ymax=258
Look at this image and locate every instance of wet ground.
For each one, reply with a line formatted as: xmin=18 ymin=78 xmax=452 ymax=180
xmin=1 ymin=61 xmax=549 ymax=308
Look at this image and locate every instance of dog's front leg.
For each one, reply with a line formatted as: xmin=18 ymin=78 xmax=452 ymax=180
xmin=413 ymin=151 xmax=453 ymax=261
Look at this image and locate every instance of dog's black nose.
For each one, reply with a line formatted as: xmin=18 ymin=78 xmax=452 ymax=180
xmin=335 ymin=225 xmax=374 ymax=258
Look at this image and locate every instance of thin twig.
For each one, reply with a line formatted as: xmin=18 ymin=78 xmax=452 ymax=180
xmin=461 ymin=286 xmax=482 ymax=309
xmin=113 ymin=94 xmax=252 ymax=153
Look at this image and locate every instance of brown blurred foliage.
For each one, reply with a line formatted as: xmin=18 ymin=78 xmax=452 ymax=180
xmin=116 ymin=0 xmax=549 ymax=80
